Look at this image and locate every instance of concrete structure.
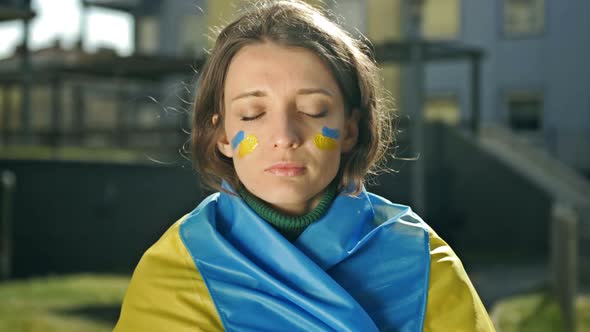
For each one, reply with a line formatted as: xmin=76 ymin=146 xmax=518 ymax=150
xmin=420 ymin=0 xmax=590 ymax=174
xmin=327 ymin=0 xmax=589 ymax=175
xmin=3 ymin=0 xmax=588 ymax=174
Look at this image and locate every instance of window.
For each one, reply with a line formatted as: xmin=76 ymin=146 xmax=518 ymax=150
xmin=366 ymin=0 xmax=402 ymax=42
xmin=503 ymin=0 xmax=545 ymax=37
xmin=31 ymin=86 xmax=51 ymax=130
xmin=425 ymin=95 xmax=460 ymax=126
xmin=86 ymin=90 xmax=116 ymax=129
xmin=422 ymin=0 xmax=461 ymax=40
xmin=507 ymin=92 xmax=542 ymax=131
xmin=380 ymin=64 xmax=401 ymax=107
xmin=0 ymin=86 xmax=20 ymax=131
xmin=137 ymin=16 xmax=159 ymax=54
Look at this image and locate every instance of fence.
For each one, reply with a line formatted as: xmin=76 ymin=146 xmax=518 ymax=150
xmin=551 ymin=203 xmax=578 ymax=332
xmin=0 ymin=170 xmax=16 ymax=280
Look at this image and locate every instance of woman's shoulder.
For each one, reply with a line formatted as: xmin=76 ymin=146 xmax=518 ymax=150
xmin=364 ymin=191 xmax=469 ymax=271
xmin=114 ymin=212 xmax=224 ymax=332
xmin=365 ymin=191 xmax=429 ymax=230
xmin=364 ymin=192 xmax=464 ymax=261
xmin=143 ymin=215 xmax=194 ymax=268
xmin=364 ymin=192 xmax=467 ymax=246
xmin=423 ymin=226 xmax=495 ymax=331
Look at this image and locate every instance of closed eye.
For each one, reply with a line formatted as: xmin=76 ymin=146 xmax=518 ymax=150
xmin=303 ymin=109 xmax=328 ymax=118
xmin=241 ymin=113 xmax=265 ymax=121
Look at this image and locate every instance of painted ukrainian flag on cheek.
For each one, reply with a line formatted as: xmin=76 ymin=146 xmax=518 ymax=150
xmin=314 ymin=126 xmax=340 ymax=150
xmin=232 ymin=130 xmax=258 ymax=158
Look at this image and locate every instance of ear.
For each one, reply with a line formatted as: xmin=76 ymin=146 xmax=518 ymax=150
xmin=217 ymin=130 xmax=234 ymax=158
xmin=213 ymin=115 xmax=234 ymax=158
xmin=341 ymin=108 xmax=359 ymax=153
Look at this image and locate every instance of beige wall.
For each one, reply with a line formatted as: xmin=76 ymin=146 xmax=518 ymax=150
xmin=0 ymin=87 xmax=22 ymax=130
xmin=422 ymin=0 xmax=460 ymax=39
xmin=30 ymin=86 xmax=51 ymax=130
xmin=367 ymin=0 xmax=402 ymax=43
xmin=425 ymin=95 xmax=460 ymax=126
xmin=366 ymin=0 xmax=402 ymax=106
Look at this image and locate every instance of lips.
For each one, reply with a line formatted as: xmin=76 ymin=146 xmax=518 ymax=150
xmin=265 ymin=162 xmax=306 ymax=176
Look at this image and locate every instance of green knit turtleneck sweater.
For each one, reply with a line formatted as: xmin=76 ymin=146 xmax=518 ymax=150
xmin=238 ymin=181 xmax=338 ymax=242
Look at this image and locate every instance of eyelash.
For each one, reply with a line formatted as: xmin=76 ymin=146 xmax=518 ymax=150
xmin=239 ymin=109 xmax=328 ymax=121
xmin=240 ymin=113 xmax=264 ymax=121
xmin=305 ymin=109 xmax=329 ymax=118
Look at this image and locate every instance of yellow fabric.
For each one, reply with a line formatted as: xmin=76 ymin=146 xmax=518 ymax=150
xmin=114 ymin=216 xmax=224 ymax=332
xmin=423 ymin=227 xmax=496 ymax=332
xmin=114 ymin=214 xmax=495 ymax=331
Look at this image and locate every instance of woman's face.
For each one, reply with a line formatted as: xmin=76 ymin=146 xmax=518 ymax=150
xmin=218 ymin=42 xmax=358 ymax=215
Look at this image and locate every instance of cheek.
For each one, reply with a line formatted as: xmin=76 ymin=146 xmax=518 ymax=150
xmin=238 ymin=134 xmax=258 ymax=158
xmin=232 ymin=154 xmax=255 ymax=183
xmin=231 ymin=130 xmax=259 ymax=158
xmin=313 ymin=126 xmax=341 ymax=151
xmin=231 ymin=130 xmax=245 ymax=149
xmin=315 ymin=149 xmax=341 ymax=182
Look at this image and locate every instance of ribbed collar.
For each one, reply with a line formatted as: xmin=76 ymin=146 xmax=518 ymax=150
xmin=237 ymin=181 xmax=338 ymax=242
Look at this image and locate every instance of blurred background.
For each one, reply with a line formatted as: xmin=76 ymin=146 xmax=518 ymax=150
xmin=0 ymin=0 xmax=588 ymax=331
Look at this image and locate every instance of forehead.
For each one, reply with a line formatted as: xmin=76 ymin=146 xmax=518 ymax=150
xmin=223 ymin=42 xmax=341 ymax=100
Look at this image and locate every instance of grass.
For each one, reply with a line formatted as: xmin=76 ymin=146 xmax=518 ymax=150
xmin=492 ymin=290 xmax=590 ymax=332
xmin=0 ymin=274 xmax=130 ymax=332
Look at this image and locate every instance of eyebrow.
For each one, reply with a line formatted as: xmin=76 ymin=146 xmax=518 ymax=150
xmin=297 ymin=88 xmax=333 ymax=97
xmin=231 ymin=90 xmax=266 ymax=102
xmin=230 ymin=88 xmax=333 ymax=102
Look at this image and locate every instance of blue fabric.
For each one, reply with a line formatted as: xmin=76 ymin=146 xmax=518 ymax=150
xmin=179 ymin=186 xmax=430 ymax=332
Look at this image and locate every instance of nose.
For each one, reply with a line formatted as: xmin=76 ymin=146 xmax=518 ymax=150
xmin=270 ymin=111 xmax=302 ymax=149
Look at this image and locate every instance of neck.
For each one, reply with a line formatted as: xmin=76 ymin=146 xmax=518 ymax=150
xmin=267 ymin=192 xmax=324 ymax=216
xmin=237 ymin=180 xmax=339 ymax=242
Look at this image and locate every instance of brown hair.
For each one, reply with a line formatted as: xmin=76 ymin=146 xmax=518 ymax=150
xmin=191 ymin=0 xmax=394 ymax=194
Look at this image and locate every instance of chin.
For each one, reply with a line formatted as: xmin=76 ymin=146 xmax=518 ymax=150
xmin=263 ymin=187 xmax=312 ymax=204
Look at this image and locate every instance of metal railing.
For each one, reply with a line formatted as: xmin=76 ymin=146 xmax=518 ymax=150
xmin=0 ymin=170 xmax=16 ymax=281
xmin=551 ymin=202 xmax=578 ymax=332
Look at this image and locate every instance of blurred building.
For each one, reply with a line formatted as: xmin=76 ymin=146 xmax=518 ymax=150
xmin=0 ymin=0 xmax=205 ymax=154
xmin=86 ymin=0 xmax=207 ymax=57
xmin=1 ymin=0 xmax=589 ymax=289
xmin=324 ymin=0 xmax=589 ymax=176
xmin=0 ymin=0 xmax=461 ymax=155
xmin=0 ymin=0 xmax=588 ymax=176
xmin=418 ymin=0 xmax=589 ymax=175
